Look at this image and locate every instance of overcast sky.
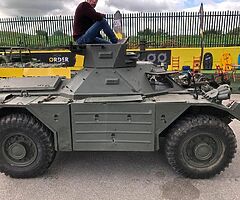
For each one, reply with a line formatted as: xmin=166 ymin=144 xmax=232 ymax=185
xmin=0 ymin=0 xmax=239 ymax=18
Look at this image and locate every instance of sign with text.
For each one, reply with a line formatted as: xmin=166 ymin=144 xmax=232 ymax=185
xmin=31 ymin=52 xmax=76 ymax=66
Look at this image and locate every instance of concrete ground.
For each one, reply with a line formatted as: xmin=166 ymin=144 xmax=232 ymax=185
xmin=0 ymin=121 xmax=240 ymax=200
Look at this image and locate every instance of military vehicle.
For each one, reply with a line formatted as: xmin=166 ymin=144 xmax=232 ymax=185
xmin=0 ymin=40 xmax=239 ymax=179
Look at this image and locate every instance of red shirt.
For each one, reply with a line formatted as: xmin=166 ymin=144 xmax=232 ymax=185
xmin=73 ymin=2 xmax=105 ymax=41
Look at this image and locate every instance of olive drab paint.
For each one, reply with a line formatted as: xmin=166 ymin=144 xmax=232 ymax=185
xmin=0 ymin=42 xmax=240 ymax=178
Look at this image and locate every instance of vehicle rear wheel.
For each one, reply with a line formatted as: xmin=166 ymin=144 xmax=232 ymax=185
xmin=0 ymin=113 xmax=56 ymax=178
xmin=165 ymin=114 xmax=237 ymax=179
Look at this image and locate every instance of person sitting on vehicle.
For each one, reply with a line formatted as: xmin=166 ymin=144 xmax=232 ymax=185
xmin=73 ymin=0 xmax=118 ymax=45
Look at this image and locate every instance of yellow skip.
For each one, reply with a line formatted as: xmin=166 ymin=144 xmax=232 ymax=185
xmin=0 ymin=68 xmax=24 ymax=78
xmin=0 ymin=68 xmax=71 ymax=78
xmin=23 ymin=68 xmax=71 ymax=78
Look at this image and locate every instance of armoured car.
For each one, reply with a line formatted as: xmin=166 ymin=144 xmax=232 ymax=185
xmin=0 ymin=40 xmax=239 ymax=179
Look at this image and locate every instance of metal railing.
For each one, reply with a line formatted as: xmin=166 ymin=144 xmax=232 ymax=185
xmin=0 ymin=11 xmax=239 ymax=48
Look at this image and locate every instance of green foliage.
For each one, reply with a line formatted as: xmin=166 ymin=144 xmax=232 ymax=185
xmin=0 ymin=31 xmax=72 ymax=47
xmin=138 ymin=28 xmax=154 ymax=36
xmin=156 ymin=29 xmax=168 ymax=35
xmin=0 ymin=30 xmax=239 ymax=48
xmin=36 ymin=30 xmax=48 ymax=36
xmin=228 ymin=27 xmax=240 ymax=35
xmin=53 ymin=30 xmax=64 ymax=36
xmin=204 ymin=29 xmax=222 ymax=35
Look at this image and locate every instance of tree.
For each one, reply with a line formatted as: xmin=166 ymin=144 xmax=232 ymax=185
xmin=35 ymin=30 xmax=48 ymax=44
xmin=138 ymin=28 xmax=154 ymax=36
xmin=228 ymin=27 xmax=240 ymax=35
xmin=36 ymin=30 xmax=48 ymax=36
xmin=156 ymin=28 xmax=167 ymax=35
xmin=204 ymin=29 xmax=222 ymax=35
xmin=53 ymin=30 xmax=66 ymax=36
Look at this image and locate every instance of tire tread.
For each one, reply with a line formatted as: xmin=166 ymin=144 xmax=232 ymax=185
xmin=165 ymin=114 xmax=237 ymax=179
xmin=0 ymin=113 xmax=56 ymax=178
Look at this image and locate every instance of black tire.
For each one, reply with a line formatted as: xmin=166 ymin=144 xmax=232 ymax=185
xmin=165 ymin=114 xmax=237 ymax=179
xmin=0 ymin=113 xmax=56 ymax=178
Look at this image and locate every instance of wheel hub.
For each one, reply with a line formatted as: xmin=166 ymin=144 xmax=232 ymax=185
xmin=8 ymin=143 xmax=27 ymax=160
xmin=194 ymin=143 xmax=213 ymax=161
xmin=2 ymin=134 xmax=38 ymax=167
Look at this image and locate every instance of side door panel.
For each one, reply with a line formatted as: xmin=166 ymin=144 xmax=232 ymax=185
xmin=71 ymin=102 xmax=155 ymax=151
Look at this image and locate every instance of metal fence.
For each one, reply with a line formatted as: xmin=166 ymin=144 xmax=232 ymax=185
xmin=0 ymin=11 xmax=239 ymax=48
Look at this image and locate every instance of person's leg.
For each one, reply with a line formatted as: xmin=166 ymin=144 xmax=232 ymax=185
xmin=77 ymin=35 xmax=111 ymax=44
xmin=76 ymin=19 xmax=118 ymax=44
xmin=76 ymin=35 xmax=87 ymax=45
xmin=94 ymin=37 xmax=111 ymax=44
xmin=99 ymin=19 xmax=118 ymax=43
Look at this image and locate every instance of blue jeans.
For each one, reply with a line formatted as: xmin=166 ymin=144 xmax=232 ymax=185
xmin=76 ymin=19 xmax=118 ymax=45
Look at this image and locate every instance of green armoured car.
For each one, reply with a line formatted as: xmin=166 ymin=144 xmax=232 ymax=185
xmin=0 ymin=41 xmax=239 ymax=179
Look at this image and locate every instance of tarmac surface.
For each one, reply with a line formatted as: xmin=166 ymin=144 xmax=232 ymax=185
xmin=0 ymin=121 xmax=240 ymax=200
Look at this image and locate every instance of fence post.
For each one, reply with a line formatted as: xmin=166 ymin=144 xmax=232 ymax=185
xmin=20 ymin=16 xmax=25 ymax=46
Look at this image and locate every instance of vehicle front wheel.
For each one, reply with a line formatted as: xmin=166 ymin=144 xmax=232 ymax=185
xmin=165 ymin=114 xmax=237 ymax=179
xmin=0 ymin=113 xmax=56 ymax=178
